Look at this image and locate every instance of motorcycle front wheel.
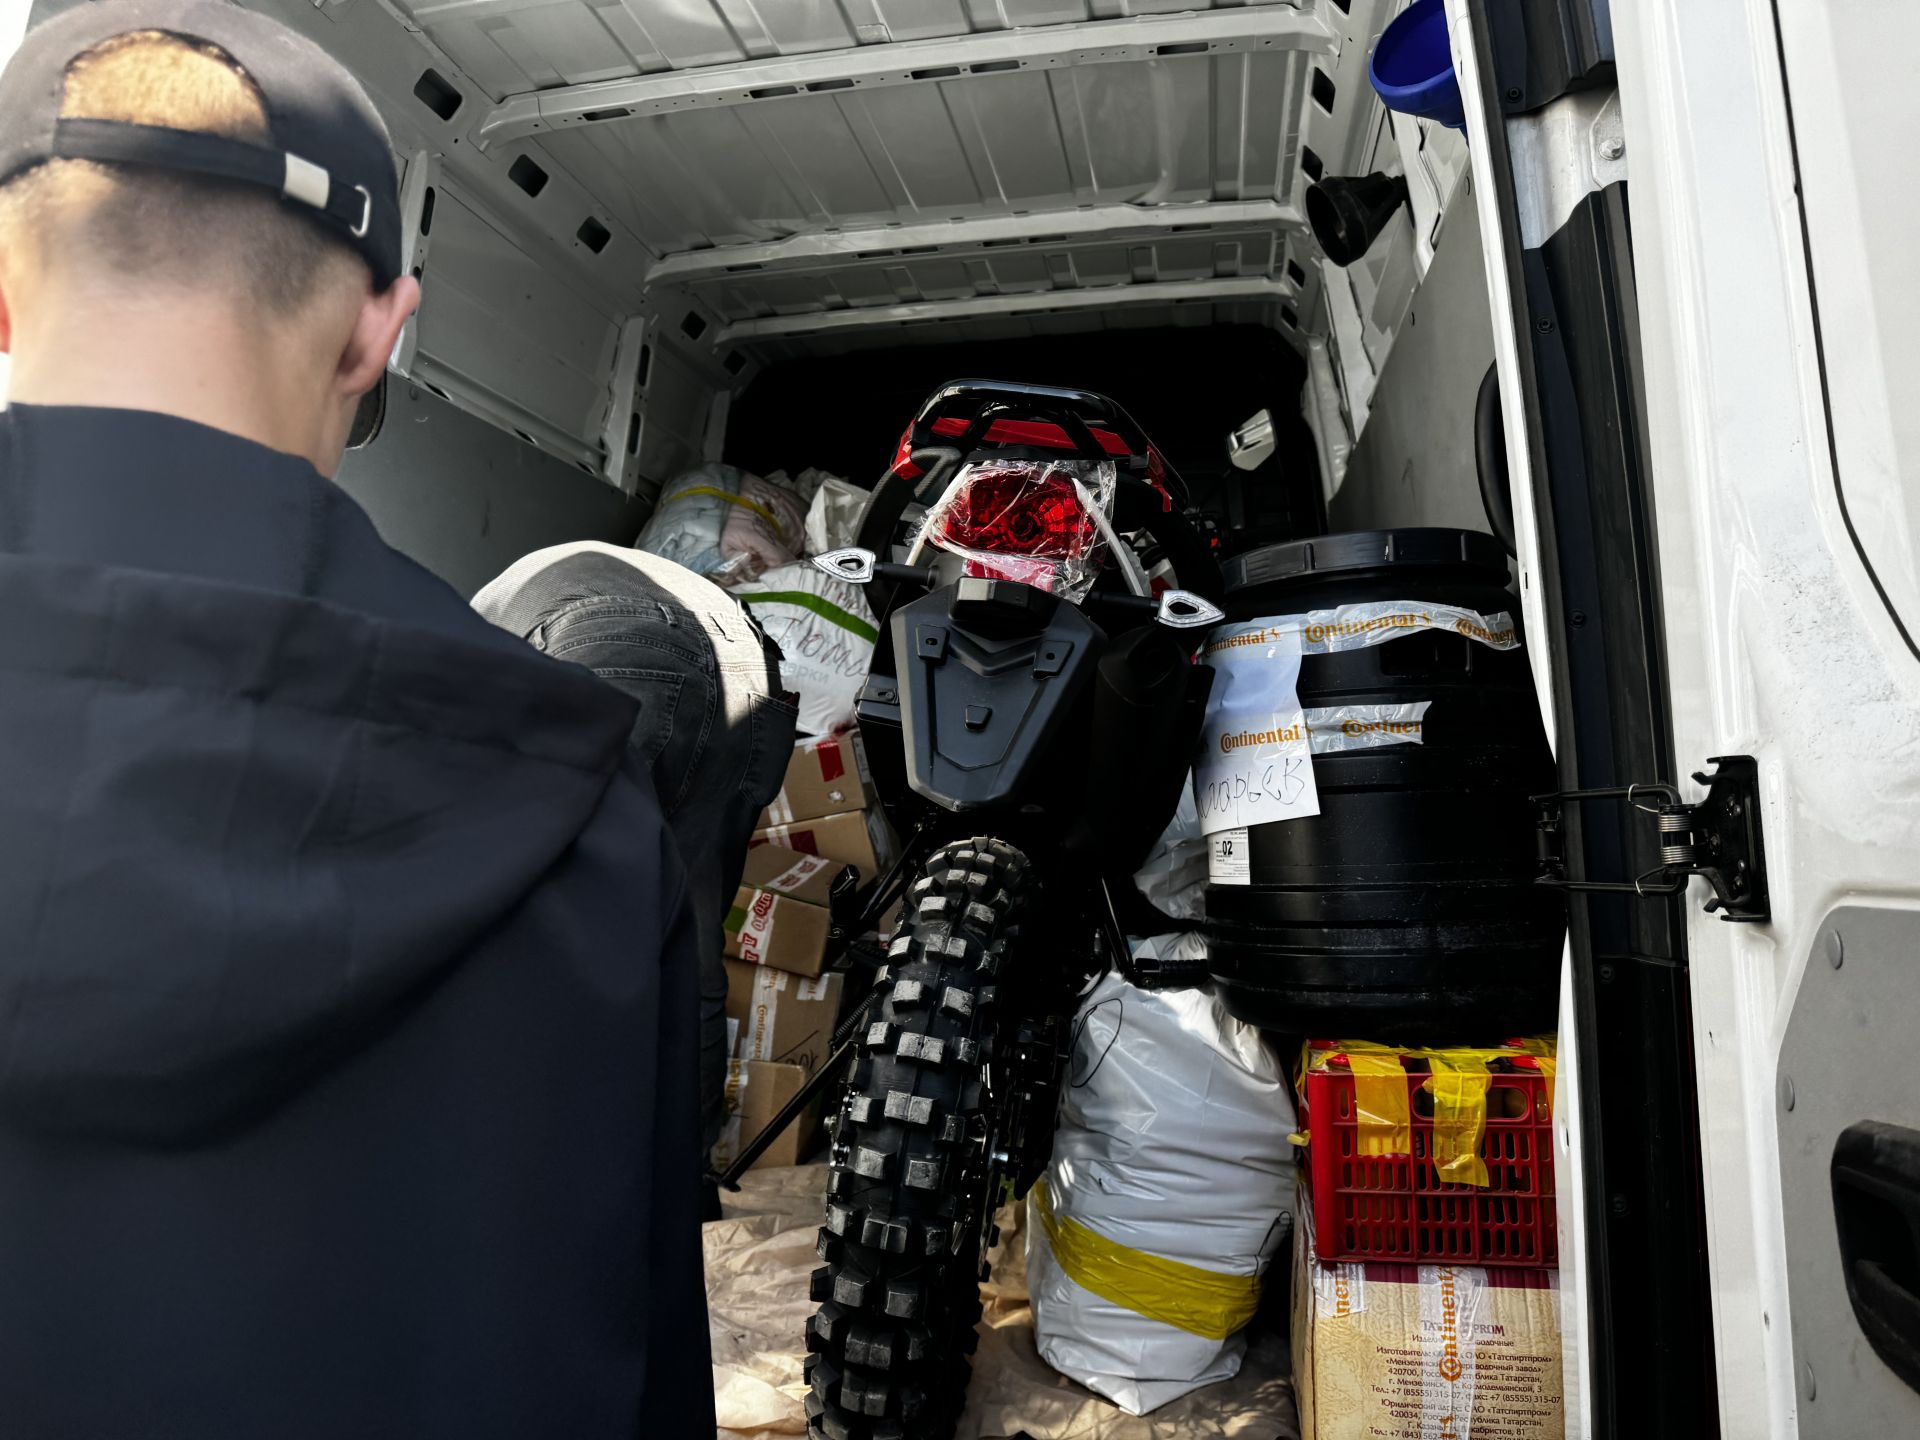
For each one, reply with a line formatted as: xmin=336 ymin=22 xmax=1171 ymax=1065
xmin=805 ymin=837 xmax=1031 ymax=1440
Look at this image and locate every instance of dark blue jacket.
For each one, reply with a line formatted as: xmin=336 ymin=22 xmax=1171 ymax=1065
xmin=0 ymin=405 xmax=712 ymax=1437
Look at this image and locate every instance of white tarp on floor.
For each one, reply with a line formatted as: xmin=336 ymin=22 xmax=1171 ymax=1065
xmin=707 ymin=1164 xmax=1299 ymax=1440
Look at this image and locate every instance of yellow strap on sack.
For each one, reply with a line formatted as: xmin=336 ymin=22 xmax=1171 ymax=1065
xmin=1031 ymin=1179 xmax=1261 ymax=1342
xmin=664 ymin=484 xmax=791 ymax=539
xmin=1344 ymin=1050 xmax=1413 ymax=1158
xmin=1426 ymin=1051 xmax=1492 ymax=1187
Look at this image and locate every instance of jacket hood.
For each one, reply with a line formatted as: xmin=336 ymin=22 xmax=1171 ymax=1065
xmin=0 ymin=407 xmax=641 ymax=1142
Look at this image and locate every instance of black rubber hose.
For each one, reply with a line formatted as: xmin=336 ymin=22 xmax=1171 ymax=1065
xmin=1474 ymin=362 xmax=1518 ymax=557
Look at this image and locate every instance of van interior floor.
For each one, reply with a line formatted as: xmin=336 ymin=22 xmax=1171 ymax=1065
xmin=706 ymin=1164 xmax=1299 ymax=1440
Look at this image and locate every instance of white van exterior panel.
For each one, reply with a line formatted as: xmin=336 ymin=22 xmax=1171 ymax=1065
xmin=1618 ymin=0 xmax=1920 ymax=1436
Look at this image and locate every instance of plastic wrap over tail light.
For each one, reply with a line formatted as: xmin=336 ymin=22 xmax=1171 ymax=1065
xmin=921 ymin=457 xmax=1115 ymax=600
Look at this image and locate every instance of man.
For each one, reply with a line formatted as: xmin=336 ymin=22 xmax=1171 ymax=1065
xmin=0 ymin=3 xmax=712 ymax=1435
xmin=472 ymin=545 xmax=798 ymax=1186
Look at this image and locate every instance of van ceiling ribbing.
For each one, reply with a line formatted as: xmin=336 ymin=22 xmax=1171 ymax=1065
xmin=384 ymin=0 xmax=1385 ymax=342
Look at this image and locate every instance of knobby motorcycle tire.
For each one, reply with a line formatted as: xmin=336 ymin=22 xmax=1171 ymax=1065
xmin=805 ymin=837 xmax=1030 ymax=1440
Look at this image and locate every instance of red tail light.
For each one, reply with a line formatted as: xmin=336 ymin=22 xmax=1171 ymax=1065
xmin=928 ymin=460 xmax=1106 ymax=594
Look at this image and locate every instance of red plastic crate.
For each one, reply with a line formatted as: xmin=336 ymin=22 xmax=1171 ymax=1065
xmin=1300 ymin=1045 xmax=1557 ymax=1269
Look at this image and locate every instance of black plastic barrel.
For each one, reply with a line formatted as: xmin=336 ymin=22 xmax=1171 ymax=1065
xmin=1202 ymin=528 xmax=1563 ymax=1039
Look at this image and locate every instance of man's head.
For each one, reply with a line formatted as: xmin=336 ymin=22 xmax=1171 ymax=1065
xmin=0 ymin=1 xmax=419 ymax=474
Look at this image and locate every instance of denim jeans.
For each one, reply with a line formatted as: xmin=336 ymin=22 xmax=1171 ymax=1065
xmin=471 ymin=544 xmax=797 ymax=1156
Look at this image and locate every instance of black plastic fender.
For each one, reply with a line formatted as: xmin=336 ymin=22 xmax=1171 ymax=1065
xmin=893 ymin=578 xmax=1102 ymax=812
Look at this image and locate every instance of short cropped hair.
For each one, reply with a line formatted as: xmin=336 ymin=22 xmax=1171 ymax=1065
xmin=0 ymin=29 xmax=365 ymax=313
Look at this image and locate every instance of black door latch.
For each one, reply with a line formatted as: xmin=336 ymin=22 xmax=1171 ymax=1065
xmin=1533 ymin=755 xmax=1769 ymax=922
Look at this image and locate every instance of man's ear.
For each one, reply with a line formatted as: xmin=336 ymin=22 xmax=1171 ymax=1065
xmin=0 ymin=256 xmax=15 ymax=358
xmin=336 ymin=275 xmax=420 ymax=400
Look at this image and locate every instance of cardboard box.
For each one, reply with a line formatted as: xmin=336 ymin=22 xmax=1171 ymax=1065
xmin=761 ymin=733 xmax=873 ymax=827
xmin=709 ymin=1059 xmax=820 ymax=1172
xmin=752 ymin=805 xmax=895 ymax=886
xmin=1293 ymin=1184 xmax=1564 ymax=1440
xmin=723 ymin=846 xmax=850 ymax=977
xmin=724 ymin=961 xmax=845 ymax=1077
xmin=738 ymin=843 xmax=851 ymax=907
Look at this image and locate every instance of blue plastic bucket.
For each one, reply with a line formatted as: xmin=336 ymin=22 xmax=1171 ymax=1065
xmin=1369 ymin=0 xmax=1466 ymax=132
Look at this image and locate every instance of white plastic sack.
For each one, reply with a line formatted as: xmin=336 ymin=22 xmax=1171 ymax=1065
xmin=1027 ymin=971 xmax=1295 ymax=1415
xmin=1132 ymin=779 xmax=1207 ymax=921
xmin=1129 ymin=931 xmax=1208 ymax=968
xmin=803 ymin=476 xmax=871 ymax=558
xmin=719 ymin=474 xmax=805 ymax=581
xmin=634 ymin=463 xmax=749 ymax=578
xmin=762 ymin=466 xmax=841 ymax=507
xmin=736 ymin=561 xmax=878 ymax=735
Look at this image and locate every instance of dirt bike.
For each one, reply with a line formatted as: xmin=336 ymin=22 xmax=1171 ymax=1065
xmin=797 ymin=380 xmax=1228 ymax=1440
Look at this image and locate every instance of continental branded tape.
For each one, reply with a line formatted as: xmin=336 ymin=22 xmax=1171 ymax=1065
xmin=736 ymin=969 xmax=832 ymax=1064
xmin=738 ymin=969 xmax=785 ymax=1062
xmin=1418 ymin=1263 xmax=1487 ymax=1436
xmin=711 ymin=1057 xmax=752 ymax=1170
xmin=1198 ymin=598 xmax=1510 ymax=840
xmin=1203 ymin=602 xmax=1520 ymax=659
xmin=1032 ymin=1178 xmax=1261 ymax=1342
xmin=1314 ymin=1259 xmax=1368 ymax=1319
xmin=1304 ymin=700 xmax=1432 ymax=754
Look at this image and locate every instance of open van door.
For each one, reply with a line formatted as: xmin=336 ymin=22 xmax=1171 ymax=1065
xmin=1611 ymin=2 xmax=1920 ymax=1437
xmin=1455 ymin=1 xmax=1920 ymax=1437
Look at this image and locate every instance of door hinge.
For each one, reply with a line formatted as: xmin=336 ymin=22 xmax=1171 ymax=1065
xmin=1533 ymin=755 xmax=1769 ymax=922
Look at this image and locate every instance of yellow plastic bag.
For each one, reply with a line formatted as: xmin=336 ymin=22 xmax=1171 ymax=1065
xmin=1304 ymin=1036 xmax=1555 ymax=1189
xmin=1345 ymin=1051 xmax=1413 ymax=1158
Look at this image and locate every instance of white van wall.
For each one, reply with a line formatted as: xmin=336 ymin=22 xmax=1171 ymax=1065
xmin=335 ymin=381 xmax=647 ymax=598
xmin=1328 ymin=190 xmax=1497 ymax=534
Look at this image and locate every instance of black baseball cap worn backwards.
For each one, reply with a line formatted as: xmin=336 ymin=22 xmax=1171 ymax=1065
xmin=0 ymin=0 xmax=402 ymax=289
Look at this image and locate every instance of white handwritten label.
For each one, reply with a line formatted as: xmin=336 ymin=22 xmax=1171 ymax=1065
xmin=1194 ymin=626 xmax=1321 ymax=837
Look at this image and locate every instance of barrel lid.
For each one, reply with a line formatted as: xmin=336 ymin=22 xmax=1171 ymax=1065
xmin=1223 ymin=528 xmax=1510 ymax=592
